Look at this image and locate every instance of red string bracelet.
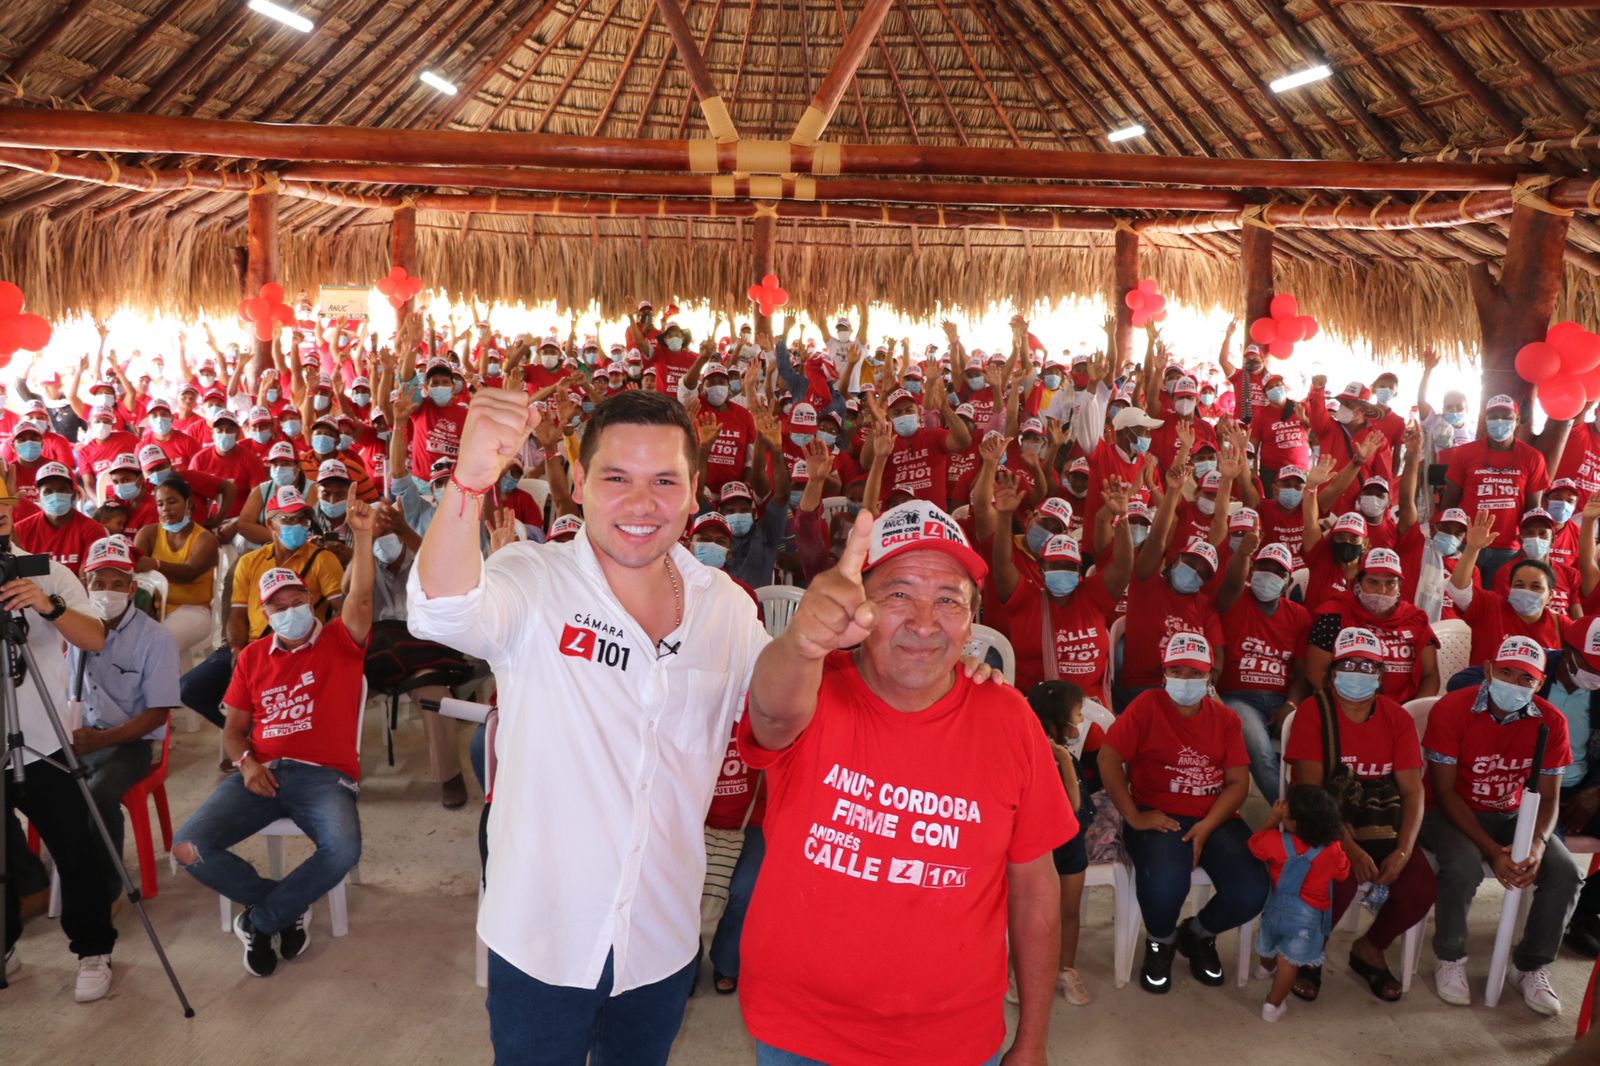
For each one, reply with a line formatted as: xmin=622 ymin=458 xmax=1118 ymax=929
xmin=449 ymin=470 xmax=491 ymax=516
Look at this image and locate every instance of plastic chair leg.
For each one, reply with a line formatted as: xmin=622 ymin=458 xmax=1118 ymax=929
xmin=328 ymin=881 xmax=348 ymax=937
xmin=125 ymin=795 xmax=158 ymax=900
xmin=220 ymin=893 xmax=232 ymax=933
xmin=154 ymin=785 xmax=173 ymax=850
xmin=1236 ymin=919 xmax=1255 ymax=988
xmin=1112 ymin=862 xmax=1137 ymax=988
xmin=48 ymin=865 xmax=61 ymax=919
xmin=1401 ymin=917 xmax=1425 ymax=994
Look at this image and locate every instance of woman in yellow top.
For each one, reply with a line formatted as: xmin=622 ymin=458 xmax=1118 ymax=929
xmin=132 ymin=476 xmax=220 ymax=657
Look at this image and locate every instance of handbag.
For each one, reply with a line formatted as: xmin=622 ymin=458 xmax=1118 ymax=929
xmin=1317 ymin=689 xmax=1403 ymax=845
xmin=700 ymin=772 xmax=763 ymax=929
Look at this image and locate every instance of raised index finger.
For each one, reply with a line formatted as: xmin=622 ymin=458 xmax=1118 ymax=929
xmin=836 ymin=508 xmax=875 ymax=582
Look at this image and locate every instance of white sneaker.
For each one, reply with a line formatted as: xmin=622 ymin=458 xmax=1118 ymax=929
xmin=1509 ymin=966 xmax=1562 ymax=1017
xmin=74 ymin=954 xmax=112 ymax=1003
xmin=1057 ymin=966 xmax=1091 ymax=1005
xmin=1434 ymin=957 xmax=1471 ymax=1006
xmin=1262 ymin=999 xmax=1288 ymax=1022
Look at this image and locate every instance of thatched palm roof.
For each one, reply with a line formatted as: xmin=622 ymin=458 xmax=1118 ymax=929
xmin=0 ymin=0 xmax=1598 ymax=351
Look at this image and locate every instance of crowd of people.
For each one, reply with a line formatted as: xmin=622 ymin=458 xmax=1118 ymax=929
xmin=1 ymin=298 xmax=1593 ymax=1062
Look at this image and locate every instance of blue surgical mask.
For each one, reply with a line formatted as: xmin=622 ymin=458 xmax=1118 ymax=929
xmin=14 ymin=440 xmax=41 ymax=463
xmin=1026 ymin=523 xmax=1052 ymax=555
xmin=277 ymin=523 xmax=309 ymax=550
xmin=790 ymin=432 xmax=814 ymax=448
xmin=214 ymin=432 xmax=237 ymax=452
xmin=313 ymin=394 xmax=331 ymax=412
xmin=1164 ymin=676 xmax=1209 ymax=706
xmin=486 ymin=363 xmax=502 ymax=378
xmin=203 ymin=405 xmax=223 ymax=422
xmin=904 ymin=380 xmax=923 ymax=395
xmin=1442 ymin=411 xmax=1465 ymax=427
xmin=1044 ymin=570 xmax=1080 ymax=597
xmin=319 ymin=499 xmax=347 ymax=521
xmin=1486 ymin=418 xmax=1514 ymax=442
xmin=112 ymin=481 xmax=140 ymax=501
xmin=265 ymin=389 xmax=280 ymax=404
xmin=267 ymin=603 xmax=315 ymax=641
xmin=1431 ymin=532 xmax=1462 ymax=557
xmin=40 ymin=491 xmax=73 ymax=518
xmin=1547 ymin=500 xmax=1575 ymax=525
xmin=160 ymin=517 xmax=190 ymax=534
xmin=691 ymin=541 xmax=728 ymax=569
xmin=1130 ymin=524 xmax=1150 ymax=547
xmin=1169 ymin=562 xmax=1204 ymax=595
xmin=373 ymin=533 xmax=402 ymax=565
xmin=429 ymin=386 xmax=453 ymax=407
xmin=311 ymin=435 xmax=337 ymax=456
xmin=1521 ymin=537 xmax=1550 ymax=561
xmin=1373 ymin=387 xmax=1394 ymax=406
xmin=499 ymin=474 xmax=519 ymax=495
xmin=1043 ymin=373 xmax=1063 ymax=390
xmin=665 ymin=337 xmax=683 ymax=352
xmin=1489 ymin=677 xmax=1534 ymax=712
xmin=151 ymin=416 xmax=173 ymax=436
xmin=1250 ymin=572 xmax=1285 ymax=603
xmin=250 ymin=428 xmax=273 ymax=445
xmin=1277 ymin=487 xmax=1303 ymax=509
xmin=1333 ymin=670 xmax=1382 ymax=701
xmin=339 ymin=433 xmax=355 ymax=451
xmin=351 ymin=391 xmax=370 ymax=407
xmin=789 ymin=490 xmax=804 ymax=508
xmin=1129 ymin=435 xmax=1150 ymax=456
xmin=1508 ymin=587 xmax=1546 ymax=616
xmin=893 ymin=415 xmax=920 ymax=438
xmin=1266 ymin=387 xmax=1286 ymax=405
xmin=282 ymin=419 xmax=301 ymax=437
xmin=271 ymin=465 xmax=298 ymax=487
xmin=725 ymin=512 xmax=754 ymax=537
xmin=1193 ymin=459 xmax=1218 ymax=479
xmin=817 ymin=430 xmax=838 ymax=449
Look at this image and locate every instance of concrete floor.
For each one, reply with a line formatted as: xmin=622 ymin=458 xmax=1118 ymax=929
xmin=1 ymin=702 xmax=1587 ymax=1065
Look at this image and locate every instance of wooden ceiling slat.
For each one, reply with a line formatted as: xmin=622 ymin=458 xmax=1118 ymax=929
xmin=589 ymin=5 xmax=657 ymax=136
xmin=1388 ymin=7 xmax=1523 ymax=137
xmin=0 ymin=0 xmax=97 ymax=82
xmin=923 ymin=0 xmax=1022 ymax=147
xmin=1101 ymin=0 xmax=1251 ymax=156
xmin=221 ymin=0 xmax=391 ymax=120
xmin=893 ymin=0 xmax=970 ymax=147
xmin=1299 ymin=0 xmax=1449 ymax=145
xmin=344 ymin=0 xmax=486 ymax=126
xmin=430 ymin=0 xmax=566 ymax=128
xmin=77 ymin=0 xmax=197 ymax=105
xmin=1170 ymin=0 xmax=1318 ymax=157
xmin=135 ymin=5 xmax=251 ymax=114
xmin=1142 ymin=0 xmax=1290 ymax=154
xmin=961 ymin=0 xmax=1078 ymax=150
xmin=534 ymin=0 xmax=627 ymax=133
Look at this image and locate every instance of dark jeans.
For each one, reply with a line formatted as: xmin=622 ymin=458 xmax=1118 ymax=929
xmin=709 ymin=826 xmax=765 ymax=978
xmin=486 ymin=948 xmax=697 ymax=1066
xmin=80 ymin=740 xmax=153 ymax=874
xmin=175 ymin=760 xmax=361 ymax=936
xmin=1476 ymin=547 xmax=1517 ymax=586
xmin=1124 ymin=814 xmax=1269 ymax=942
xmin=4 ymin=752 xmax=117 ymax=958
xmin=179 ymin=646 xmax=234 ymax=728
xmin=1220 ymin=691 xmax=1287 ymax=804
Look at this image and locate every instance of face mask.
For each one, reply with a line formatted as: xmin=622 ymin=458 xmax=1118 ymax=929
xmin=665 ymin=338 xmax=683 ymax=352
xmin=318 ymin=499 xmax=347 ymax=521
xmin=1043 ymin=373 xmax=1062 ymax=390
xmin=1195 ymin=496 xmax=1216 ymax=517
xmin=1130 ymin=524 xmax=1150 ymax=548
xmin=246 ymin=427 xmax=270 ymax=445
xmin=1357 ymin=495 xmax=1387 ymax=520
xmin=40 ymin=492 xmax=73 ymax=518
xmin=113 ymin=481 xmax=141 ymax=501
xmin=1333 ymin=670 xmax=1382 ymax=702
xmin=14 ymin=440 xmax=41 ymax=463
xmin=1266 ymin=387 xmax=1286 ymax=405
xmin=1489 ymin=678 xmax=1534 ymax=713
xmin=1357 ymin=590 xmax=1397 ymax=615
xmin=729 ymin=379 xmax=744 ymax=396
xmin=265 ymin=389 xmax=280 ymax=404
xmin=339 ymin=433 xmax=355 ymax=452
xmin=1128 ymin=435 xmax=1150 ymax=456
xmin=726 ymin=513 xmax=754 ymax=537
xmin=1508 ymin=587 xmax=1547 ymax=617
xmin=789 ymin=489 xmax=805 ymax=509
xmin=271 ymin=465 xmax=298 ymax=487
xmin=198 ymin=373 xmax=216 ymax=386
xmin=1044 ymin=570 xmax=1080 ymax=597
xmin=1443 ymin=411 xmax=1465 ymax=427
xmin=214 ymin=432 xmax=237 ymax=452
xmin=1547 ymin=500 xmax=1575 ymax=525
xmin=540 ymin=354 xmax=561 ymax=370
xmin=499 ymin=473 xmax=521 ymax=495
xmin=150 ymin=416 xmax=173 ymax=436
xmin=350 ymin=391 xmax=370 ymax=407
xmin=626 ymin=366 xmax=642 ymax=380
xmin=1277 ymin=487 xmax=1302 ymax=510
xmin=93 ymin=394 xmax=115 ymax=409
xmin=1169 ymin=562 xmax=1204 ymax=595
xmin=1250 ymin=572 xmax=1285 ymax=603
xmin=311 ymin=435 xmax=337 ymax=456
xmin=1573 ymin=664 xmax=1600 ymax=692
xmin=691 ymin=540 xmax=728 ymax=569
xmin=1193 ymin=459 xmax=1217 ymax=479
xmin=904 ymin=380 xmax=923 ymax=396
xmin=277 ymin=523 xmax=309 ymax=551
xmin=310 ymin=394 xmax=330 ymax=413
xmin=161 ymin=516 xmax=189 ymax=535
xmin=267 ymin=603 xmax=315 ymax=641
xmin=485 ymin=363 xmax=502 ymax=378
xmin=281 ymin=419 xmax=301 ymax=437
xmin=376 ymin=429 xmax=390 ymax=443
xmin=1164 ymin=676 xmax=1208 ymax=706
xmin=892 ymin=415 xmax=920 ymax=438
xmin=1335 ymin=406 xmax=1358 ymax=425
xmin=429 ymin=386 xmax=453 ymax=407
xmin=965 ymin=374 xmax=986 ymax=390
xmin=1021 ymin=441 xmax=1043 ymax=458
xmin=790 ymin=432 xmax=814 ymax=448
xmin=1486 ymin=418 xmax=1514 ymax=442
xmin=1331 ymin=541 xmax=1361 ymax=564
xmin=91 ymin=423 xmax=112 ymax=442
xmin=836 ymin=329 xmax=851 ymax=339
xmin=1521 ymin=536 xmax=1551 ymax=561
xmin=1201 ymin=391 xmax=1216 ymax=406
xmin=705 ymin=385 xmax=730 ymax=406
xmin=817 ymin=430 xmax=838 ymax=449
xmin=1432 ymin=532 xmax=1461 ymax=557
xmin=1175 ymin=398 xmax=1196 ymax=417
xmin=373 ymin=533 xmax=402 ymax=565
xmin=1373 ymin=387 xmax=1394 ymax=406
xmin=90 ymin=590 xmax=129 ymax=619
xmin=1026 ymin=523 xmax=1052 ymax=555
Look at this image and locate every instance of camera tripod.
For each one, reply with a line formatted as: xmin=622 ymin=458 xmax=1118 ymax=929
xmin=0 ymin=602 xmax=193 ymax=1014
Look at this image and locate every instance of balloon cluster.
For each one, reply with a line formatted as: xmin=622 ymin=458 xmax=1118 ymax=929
xmin=376 ymin=266 xmax=425 ymax=311
xmin=1515 ymin=321 xmax=1600 ymax=421
xmin=238 ymin=282 xmax=295 ymax=343
xmin=1123 ymin=279 xmax=1166 ymax=328
xmin=748 ymin=273 xmax=789 ymax=317
xmin=1247 ymin=294 xmax=1319 ymax=358
xmin=0 ymin=282 xmax=52 ymax=364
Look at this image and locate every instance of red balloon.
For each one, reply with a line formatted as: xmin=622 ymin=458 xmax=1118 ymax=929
xmin=1268 ymin=339 xmax=1295 ymax=359
xmin=1249 ymin=317 xmax=1277 ymax=344
xmin=387 ymin=294 xmax=406 ymax=311
xmin=1298 ymin=316 xmax=1319 ymax=341
xmin=1124 ymin=290 xmax=1146 ymax=311
xmin=1515 ymin=341 xmax=1563 ymax=384
xmin=1560 ymin=329 xmax=1600 ymax=375
xmin=1540 ymin=374 xmax=1588 ymax=420
xmin=1146 ymin=294 xmax=1167 ymax=314
xmin=0 ymin=282 xmax=22 ymax=318
xmin=259 ymin=282 xmax=285 ymax=304
xmin=1547 ymin=320 xmax=1587 ymax=354
xmin=1270 ymin=293 xmax=1299 ymax=320
xmin=1137 ymin=279 xmax=1160 ymax=296
xmin=1577 ymin=362 xmax=1600 ymax=401
xmin=388 ymin=265 xmax=407 ymax=282
xmin=0 ymin=321 xmax=18 ymax=356
xmin=0 ymin=351 xmax=12 ymax=370
xmin=12 ymin=313 xmax=51 ymax=351
xmin=1153 ymin=309 xmax=1168 ymax=323
xmin=1130 ymin=310 xmax=1150 ymax=328
xmin=1276 ymin=317 xmax=1306 ymax=344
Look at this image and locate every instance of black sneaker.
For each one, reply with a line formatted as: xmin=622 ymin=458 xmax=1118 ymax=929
xmin=1176 ymin=919 xmax=1225 ymax=986
xmin=234 ymin=908 xmax=277 ymax=977
xmin=1140 ymin=938 xmax=1175 ymax=994
xmin=277 ymin=910 xmax=312 ymax=961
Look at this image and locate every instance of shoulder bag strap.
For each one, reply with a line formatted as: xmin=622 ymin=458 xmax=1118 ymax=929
xmin=739 ymin=771 xmax=764 ymax=831
xmin=1317 ymin=687 xmax=1343 ymax=785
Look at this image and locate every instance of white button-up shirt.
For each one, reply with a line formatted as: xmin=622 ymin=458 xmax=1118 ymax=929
xmin=9 ymin=555 xmax=93 ymax=765
xmin=406 ymin=528 xmax=769 ymax=993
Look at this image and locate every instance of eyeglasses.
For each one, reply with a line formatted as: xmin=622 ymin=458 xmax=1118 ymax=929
xmin=1334 ymin=660 xmax=1380 ymax=675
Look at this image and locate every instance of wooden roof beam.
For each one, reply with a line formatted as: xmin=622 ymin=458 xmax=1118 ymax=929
xmin=870 ymin=15 xmax=922 ymax=145
xmin=242 ymin=0 xmax=399 ymax=121
xmin=532 ymin=0 xmax=628 ymax=134
xmin=893 ymin=0 xmax=971 ymax=146
xmin=827 ymin=0 xmax=875 ymax=143
xmin=347 ymin=0 xmax=488 ymax=127
xmin=924 ymin=0 xmax=1023 ymax=146
xmin=791 ymin=0 xmax=894 ymax=144
xmin=1299 ymin=0 xmax=1449 ymax=145
xmin=963 ymin=0 xmax=1082 ymax=150
xmin=1350 ymin=1 xmax=1600 ymax=9
xmin=1387 ymin=7 xmax=1523 ymax=137
xmin=656 ymin=0 xmax=740 ymax=141
xmin=1172 ymin=0 xmax=1320 ymax=157
xmin=134 ymin=4 xmax=251 ymax=114
xmin=590 ymin=7 xmax=658 ymax=136
xmin=221 ymin=0 xmax=390 ymax=120
xmin=1477 ymin=11 xmax=1591 ymax=131
xmin=673 ymin=0 xmax=729 ymax=137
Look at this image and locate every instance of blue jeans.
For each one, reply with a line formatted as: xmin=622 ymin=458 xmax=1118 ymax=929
xmin=1220 ymin=692 xmax=1285 ymax=804
xmin=179 ymin=646 xmax=234 ymax=728
xmin=487 ymin=948 xmax=697 ymax=1066
xmin=709 ymin=826 xmax=765 ymax=977
xmin=1446 ymin=666 xmax=1483 ymax=693
xmin=755 ymin=1042 xmax=1001 ymax=1066
xmin=1124 ymin=815 xmax=1268 ymax=942
xmin=469 ymin=721 xmax=487 ymax=792
xmin=1476 ymin=547 xmax=1517 ymax=585
xmin=174 ymin=760 xmax=361 ymax=935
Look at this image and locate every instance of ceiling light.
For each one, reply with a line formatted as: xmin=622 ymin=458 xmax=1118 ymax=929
xmin=1106 ymin=124 xmax=1146 ymax=144
xmin=247 ymin=0 xmax=314 ymax=33
xmin=420 ymin=71 xmax=458 ymax=96
xmin=1270 ymin=65 xmax=1332 ymax=93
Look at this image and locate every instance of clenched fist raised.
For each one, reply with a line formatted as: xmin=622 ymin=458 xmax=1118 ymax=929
xmin=456 ymin=387 xmax=542 ymax=490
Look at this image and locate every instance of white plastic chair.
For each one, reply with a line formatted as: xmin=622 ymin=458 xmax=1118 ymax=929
xmin=1289 ymin=567 xmax=1309 ymax=601
xmin=951 ymin=504 xmax=971 ymax=522
xmin=517 ymin=478 xmax=551 ymax=512
xmin=965 ymin=624 xmax=1016 ymax=685
xmin=208 ymin=681 xmax=367 ymax=939
xmin=1431 ymin=619 xmax=1472 ymax=686
xmin=436 ymin=697 xmax=495 ymax=987
xmin=819 ymin=495 xmax=851 ymax=524
xmin=1071 ymin=700 xmax=1140 ymax=983
xmin=134 ymin=570 xmax=169 ymax=620
xmin=1115 ymin=867 xmax=1256 ymax=990
xmin=755 ymin=585 xmax=805 ymax=638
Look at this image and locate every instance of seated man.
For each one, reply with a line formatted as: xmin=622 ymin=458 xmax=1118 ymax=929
xmin=739 ymin=502 xmax=1075 ymax=1065
xmin=69 ymin=537 xmax=181 ymax=895
xmin=173 ymin=498 xmax=374 ymax=978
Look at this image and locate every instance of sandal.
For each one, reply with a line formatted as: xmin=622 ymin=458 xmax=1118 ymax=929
xmin=1290 ymin=964 xmax=1322 ymax=1002
xmin=1348 ymin=953 xmax=1402 ymax=1002
xmin=713 ymin=971 xmax=738 ymax=995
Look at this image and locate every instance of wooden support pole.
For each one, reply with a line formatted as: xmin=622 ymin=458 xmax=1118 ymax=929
xmin=1241 ymin=225 xmax=1274 ymax=327
xmin=391 ymin=205 xmax=418 ymax=333
xmin=1469 ymin=201 xmax=1571 ymax=417
xmin=1113 ymin=228 xmax=1139 ymax=369
xmin=655 ymin=0 xmax=739 ymax=142
xmin=791 ymin=0 xmax=894 ymax=145
xmin=246 ymin=186 xmax=279 ymax=379
xmin=751 ymin=214 xmax=776 ymax=340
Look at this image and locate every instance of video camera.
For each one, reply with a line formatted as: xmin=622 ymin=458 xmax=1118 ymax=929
xmin=0 ymin=535 xmax=51 ymax=584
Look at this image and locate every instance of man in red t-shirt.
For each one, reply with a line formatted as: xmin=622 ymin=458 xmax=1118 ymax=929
xmin=173 ymin=502 xmax=374 ymax=979
xmin=138 ymin=397 xmax=202 ymax=471
xmin=188 ymin=411 xmax=265 ymax=520
xmin=76 ymin=408 xmax=140 ymax=497
xmin=1304 ymin=380 xmax=1394 ymax=518
xmin=740 ymin=501 xmax=1075 ymax=1066
xmin=650 ymin=323 xmax=698 ymax=396
xmin=405 ymin=360 xmax=469 ymax=479
xmin=1418 ymin=634 xmax=1576 ymax=1014
xmin=1083 ymin=406 xmax=1160 ymax=529
xmin=1553 ymin=413 xmax=1600 ymax=504
xmin=1442 ymin=394 xmax=1550 ymax=583
xmin=695 ymin=362 xmax=757 ymax=492
xmin=872 ymin=388 xmax=972 ymax=509
xmin=14 ymin=461 xmax=108 ymax=575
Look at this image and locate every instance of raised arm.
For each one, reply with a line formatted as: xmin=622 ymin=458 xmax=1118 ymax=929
xmin=1134 ymin=460 xmax=1190 ymax=580
xmin=989 ymin=470 xmax=1026 ymax=602
xmin=1215 ymin=528 xmax=1258 ymax=612
xmin=1582 ymin=494 xmax=1600 ymax=599
xmin=1097 ymin=478 xmax=1135 ymax=598
xmin=1217 ymin=319 xmax=1239 ymax=379
xmin=1416 ymin=348 xmax=1439 ymax=422
xmin=341 ymin=498 xmax=375 ymax=644
xmin=970 ymin=432 xmax=1010 ymax=546
xmin=1451 ymin=510 xmax=1496 ymax=595
xmin=1302 ymin=454 xmax=1333 ymax=552
xmin=1397 ymin=420 xmax=1424 ymax=535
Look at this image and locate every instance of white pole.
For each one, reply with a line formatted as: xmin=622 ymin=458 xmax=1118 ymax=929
xmin=1483 ymin=789 xmax=1540 ymax=1008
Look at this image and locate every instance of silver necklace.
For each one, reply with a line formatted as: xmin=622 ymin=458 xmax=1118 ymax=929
xmin=665 ymin=556 xmax=682 ymax=631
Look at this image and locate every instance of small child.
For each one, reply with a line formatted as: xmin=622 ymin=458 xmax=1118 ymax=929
xmin=1250 ymin=785 xmax=1350 ymax=1021
xmin=92 ymin=501 xmax=129 ymax=536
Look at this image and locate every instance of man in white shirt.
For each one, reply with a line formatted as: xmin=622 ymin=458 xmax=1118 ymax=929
xmin=408 ymin=389 xmax=770 ymax=1065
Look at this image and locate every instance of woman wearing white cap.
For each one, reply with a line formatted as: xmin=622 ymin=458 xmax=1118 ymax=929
xmin=1448 ymin=509 xmax=1562 ymax=690
xmin=1305 ymin=546 xmax=1439 ymax=704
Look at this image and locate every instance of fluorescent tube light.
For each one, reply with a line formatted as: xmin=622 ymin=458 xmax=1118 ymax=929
xmin=1106 ymin=124 xmax=1146 ymax=143
xmin=247 ymin=0 xmax=314 ymax=33
xmin=420 ymin=71 xmax=458 ymax=96
xmin=1270 ymin=65 xmax=1332 ymax=93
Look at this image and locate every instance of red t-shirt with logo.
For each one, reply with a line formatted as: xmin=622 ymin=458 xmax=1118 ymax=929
xmin=76 ymin=431 xmax=141 ymax=483
xmin=1149 ymin=416 xmax=1217 ymax=473
xmin=960 ymin=384 xmax=1003 ymax=437
xmin=1422 ymin=687 xmax=1571 ymax=813
xmin=945 ymin=442 xmax=984 ymax=504
xmin=1250 ymin=411 xmax=1312 ymax=472
xmin=1082 ymin=440 xmax=1145 ymax=547
xmin=1554 ymin=421 xmax=1600 ymax=503
xmin=1286 ymin=695 xmax=1423 ymax=780
xmin=1303 ymin=539 xmax=1354 ymax=611
xmin=1120 ymin=571 xmax=1225 ymax=689
xmin=225 ymin=618 xmax=370 ymax=782
xmin=1396 ymin=523 xmax=1474 ymax=619
xmin=1312 ymin=591 xmax=1437 ymax=703
xmin=14 ymin=511 xmax=109 ymax=576
xmin=1490 ymin=557 xmax=1581 ymax=621
xmin=880 ymin=427 xmax=952 ymax=509
xmin=188 ymin=445 xmax=266 ymax=519
xmin=1104 ymin=689 xmax=1249 ymax=819
xmin=1001 ymin=568 xmax=1116 ymax=698
xmin=138 ymin=429 xmax=203 ymax=471
xmin=703 ymin=401 xmax=756 ymax=492
xmin=706 ymin=730 xmax=765 ymax=830
xmin=736 ymin=652 xmax=1075 ymax=1066
xmin=1445 ymin=439 xmax=1550 ymax=550
xmin=407 ymin=401 xmax=468 ymax=480
xmin=1459 ymin=585 xmax=1564 ymax=666
xmin=1248 ymin=828 xmax=1350 ymax=909
xmin=1220 ymin=595 xmax=1311 ymax=695
xmin=1256 ymin=497 xmax=1307 ymax=568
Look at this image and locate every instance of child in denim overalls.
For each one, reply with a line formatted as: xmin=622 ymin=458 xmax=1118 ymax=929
xmin=1251 ymin=785 xmax=1350 ymax=1021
